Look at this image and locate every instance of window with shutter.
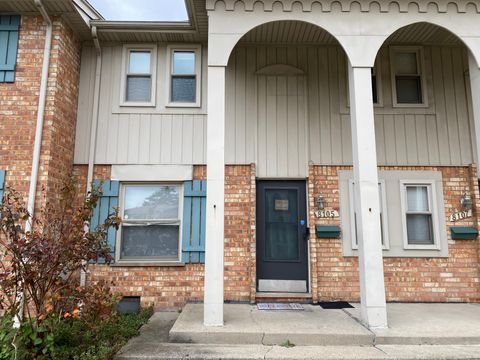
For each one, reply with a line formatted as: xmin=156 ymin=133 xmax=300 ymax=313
xmin=91 ymin=180 xmax=119 ymax=263
xmin=0 ymin=170 xmax=5 ymax=202
xmin=182 ymin=180 xmax=206 ymax=263
xmin=0 ymin=15 xmax=20 ymax=83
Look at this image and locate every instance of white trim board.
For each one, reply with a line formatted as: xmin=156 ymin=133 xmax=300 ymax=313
xmin=111 ymin=165 xmax=193 ymax=181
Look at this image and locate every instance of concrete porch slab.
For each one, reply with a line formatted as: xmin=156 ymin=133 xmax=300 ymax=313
xmin=344 ymin=303 xmax=480 ymax=345
xmin=169 ymin=303 xmax=374 ymax=346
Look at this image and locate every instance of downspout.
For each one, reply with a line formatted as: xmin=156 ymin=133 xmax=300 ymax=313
xmin=80 ymin=25 xmax=102 ymax=287
xmin=25 ymin=0 xmax=52 ymax=232
xmin=15 ymin=0 xmax=52 ymax=328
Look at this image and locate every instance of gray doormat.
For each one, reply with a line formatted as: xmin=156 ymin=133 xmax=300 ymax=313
xmin=257 ymin=303 xmax=304 ymax=310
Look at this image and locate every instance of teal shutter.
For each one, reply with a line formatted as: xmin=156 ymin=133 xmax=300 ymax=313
xmin=0 ymin=15 xmax=20 ymax=83
xmin=0 ymin=170 xmax=5 ymax=202
xmin=182 ymin=180 xmax=207 ymax=263
xmin=91 ymin=180 xmax=119 ymax=263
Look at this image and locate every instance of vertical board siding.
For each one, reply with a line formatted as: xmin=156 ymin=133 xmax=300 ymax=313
xmin=74 ymin=45 xmax=207 ymax=165
xmin=225 ymin=45 xmax=474 ymax=169
xmin=182 ymin=180 xmax=207 ymax=263
xmin=74 ymin=44 xmax=474 ymax=168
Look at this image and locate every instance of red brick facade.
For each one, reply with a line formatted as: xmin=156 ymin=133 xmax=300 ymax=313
xmin=79 ymin=164 xmax=480 ymax=309
xmin=309 ymin=165 xmax=480 ymax=303
xmin=0 ymin=15 xmax=81 ymax=208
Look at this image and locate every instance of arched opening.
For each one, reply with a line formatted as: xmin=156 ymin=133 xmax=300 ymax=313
xmin=363 ymin=21 xmax=480 ymax=304
xmin=371 ymin=22 xmax=475 ymax=166
xmin=225 ymin=20 xmax=348 ymax=177
xmin=223 ymin=20 xmax=349 ymax=297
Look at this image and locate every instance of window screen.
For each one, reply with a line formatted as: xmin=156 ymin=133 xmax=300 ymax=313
xmin=404 ymin=185 xmax=434 ymax=245
xmin=171 ymin=51 xmax=196 ymax=103
xmin=120 ymin=184 xmax=181 ymax=260
xmin=126 ymin=51 xmax=152 ymax=102
xmin=393 ymin=51 xmax=423 ymax=104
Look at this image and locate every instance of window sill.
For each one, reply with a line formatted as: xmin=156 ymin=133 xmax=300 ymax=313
xmin=166 ymin=102 xmax=201 ymax=108
xmin=111 ymin=261 xmax=185 ymax=267
xmin=392 ymin=103 xmax=429 ymax=108
xmin=119 ymin=102 xmax=156 ymax=108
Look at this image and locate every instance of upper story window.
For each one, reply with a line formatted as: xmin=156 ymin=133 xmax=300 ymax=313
xmin=117 ymin=183 xmax=182 ymax=263
xmin=400 ymin=181 xmax=440 ymax=250
xmin=167 ymin=45 xmax=201 ymax=107
xmin=390 ymin=47 xmax=426 ymax=107
xmin=121 ymin=45 xmax=157 ymax=106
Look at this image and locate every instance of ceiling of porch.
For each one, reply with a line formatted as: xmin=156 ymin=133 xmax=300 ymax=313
xmin=237 ymin=21 xmax=463 ymax=46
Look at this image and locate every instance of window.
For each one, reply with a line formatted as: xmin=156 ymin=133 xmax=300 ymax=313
xmin=121 ymin=45 xmax=157 ymax=106
xmin=371 ymin=68 xmax=378 ymax=104
xmin=117 ymin=184 xmax=182 ymax=262
xmin=400 ymin=181 xmax=440 ymax=250
xmin=339 ymin=170 xmax=448 ymax=258
xmin=167 ymin=45 xmax=201 ymax=107
xmin=391 ymin=47 xmax=426 ymax=106
xmin=349 ymin=180 xmax=389 ymax=250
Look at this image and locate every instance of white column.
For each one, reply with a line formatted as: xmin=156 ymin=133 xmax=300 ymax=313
xmin=468 ymin=53 xmax=480 ymax=176
xmin=348 ymin=64 xmax=388 ymax=329
xmin=204 ymin=65 xmax=226 ymax=326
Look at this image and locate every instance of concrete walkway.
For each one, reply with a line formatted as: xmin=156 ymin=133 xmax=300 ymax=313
xmin=115 ymin=303 xmax=480 ymax=360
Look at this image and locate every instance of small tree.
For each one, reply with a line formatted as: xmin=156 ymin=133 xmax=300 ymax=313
xmin=0 ymin=178 xmax=120 ymax=358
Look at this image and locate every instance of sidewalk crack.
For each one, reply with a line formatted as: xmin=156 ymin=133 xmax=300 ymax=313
xmin=263 ymin=346 xmax=273 ymax=360
xmin=341 ymin=308 xmax=377 ymax=345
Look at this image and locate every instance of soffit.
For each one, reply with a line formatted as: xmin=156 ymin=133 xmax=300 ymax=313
xmin=0 ymin=0 xmax=99 ymax=40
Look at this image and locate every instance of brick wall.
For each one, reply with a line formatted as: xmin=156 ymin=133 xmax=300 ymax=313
xmin=309 ymin=165 xmax=480 ymax=303
xmin=79 ymin=164 xmax=479 ymax=308
xmin=0 ymin=15 xmax=81 ymax=210
xmin=81 ymin=164 xmax=256 ymax=309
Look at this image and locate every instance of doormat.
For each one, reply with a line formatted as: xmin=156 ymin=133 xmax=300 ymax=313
xmin=257 ymin=303 xmax=304 ymax=310
xmin=317 ymin=301 xmax=354 ymax=309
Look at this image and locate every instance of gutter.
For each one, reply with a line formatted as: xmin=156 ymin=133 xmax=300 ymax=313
xmin=26 ymin=0 xmax=52 ymax=231
xmin=89 ymin=20 xmax=196 ymax=33
xmin=80 ymin=25 xmax=102 ymax=287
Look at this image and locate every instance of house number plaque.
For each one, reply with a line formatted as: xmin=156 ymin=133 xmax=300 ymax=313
xmin=449 ymin=209 xmax=472 ymax=222
xmin=314 ymin=210 xmax=339 ymax=219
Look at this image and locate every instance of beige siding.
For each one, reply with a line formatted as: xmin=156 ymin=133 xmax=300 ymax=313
xmin=74 ymin=44 xmax=207 ymax=165
xmin=225 ymin=45 xmax=474 ymax=170
xmin=74 ymin=44 xmax=474 ymax=170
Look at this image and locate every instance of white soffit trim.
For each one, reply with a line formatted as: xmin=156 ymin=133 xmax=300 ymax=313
xmin=111 ymin=165 xmax=193 ymax=181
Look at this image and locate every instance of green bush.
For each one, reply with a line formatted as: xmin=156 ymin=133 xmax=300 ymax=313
xmin=0 ymin=308 xmax=153 ymax=360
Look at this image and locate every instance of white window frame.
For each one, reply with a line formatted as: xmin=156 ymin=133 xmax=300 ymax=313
xmin=390 ymin=46 xmax=428 ymax=108
xmin=166 ymin=44 xmax=202 ymax=108
xmin=399 ymin=180 xmax=441 ymax=250
xmin=115 ymin=182 xmax=183 ymax=264
xmin=348 ymin=179 xmax=390 ymax=250
xmin=120 ymin=44 xmax=157 ymax=107
xmin=372 ymin=57 xmax=383 ymax=107
xmin=345 ymin=59 xmax=382 ymax=108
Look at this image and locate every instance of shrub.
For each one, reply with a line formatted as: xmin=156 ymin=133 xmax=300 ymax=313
xmin=0 ymin=178 xmax=121 ymax=359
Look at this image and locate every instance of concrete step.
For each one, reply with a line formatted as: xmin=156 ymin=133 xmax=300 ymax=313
xmin=115 ymin=343 xmax=480 ymax=360
xmin=169 ymin=304 xmax=374 ymax=346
